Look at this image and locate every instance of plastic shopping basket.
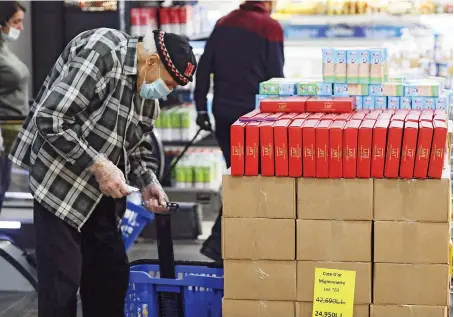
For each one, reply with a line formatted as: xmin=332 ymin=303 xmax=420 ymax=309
xmin=121 ymin=201 xmax=155 ymax=251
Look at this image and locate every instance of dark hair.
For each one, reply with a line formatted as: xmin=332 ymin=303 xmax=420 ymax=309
xmin=0 ymin=1 xmax=26 ymax=26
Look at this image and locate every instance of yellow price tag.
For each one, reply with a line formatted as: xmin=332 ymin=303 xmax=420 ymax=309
xmin=312 ymin=268 xmax=356 ymax=317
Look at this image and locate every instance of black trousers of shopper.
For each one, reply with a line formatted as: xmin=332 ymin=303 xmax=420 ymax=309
xmin=34 ymin=196 xmax=130 ymax=317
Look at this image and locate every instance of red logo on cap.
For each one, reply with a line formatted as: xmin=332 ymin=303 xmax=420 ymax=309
xmin=184 ymin=62 xmax=195 ymax=77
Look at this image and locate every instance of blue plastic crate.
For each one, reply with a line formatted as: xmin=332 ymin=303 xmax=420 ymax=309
xmin=125 ymin=263 xmax=224 ymax=317
xmin=121 ymin=201 xmax=155 ymax=251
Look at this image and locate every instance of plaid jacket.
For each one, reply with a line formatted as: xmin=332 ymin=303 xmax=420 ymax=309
xmin=9 ymin=28 xmax=160 ymax=230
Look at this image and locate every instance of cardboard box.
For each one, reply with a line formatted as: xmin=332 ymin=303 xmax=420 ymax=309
xmin=335 ymin=49 xmax=347 ymax=83
xmin=303 ymin=120 xmax=318 ymax=177
xmin=370 ymin=48 xmax=386 ymax=84
xmin=253 ymin=112 xmax=271 ymax=121
xmin=405 ymin=110 xmax=421 ymax=122
xmin=428 ymin=120 xmax=448 ymax=179
xmin=371 ymin=119 xmax=389 ymax=178
xmin=297 ymin=178 xmax=373 ymax=220
xmin=279 ymin=112 xmax=299 ymax=120
xmin=347 ymin=50 xmax=360 ymax=84
xmin=384 ymin=120 xmax=404 ymax=178
xmin=374 ymin=221 xmax=449 ymax=264
xmin=297 ymin=302 xmax=369 ymax=317
xmin=294 ymin=113 xmax=310 ymax=119
xmin=348 ymin=84 xmax=369 ymax=96
xmin=383 ymin=82 xmax=404 ymax=96
xmin=365 ymin=111 xmax=380 ymax=120
xmin=329 ymin=121 xmax=345 ymax=178
xmin=363 ymin=96 xmax=375 ymax=109
xmin=357 ymin=120 xmax=374 ymax=178
xmin=391 ymin=111 xmax=407 ymax=121
xmin=274 ymin=119 xmax=291 ymax=177
xmin=398 ymin=121 xmax=418 ymax=179
xmin=388 ymin=96 xmax=400 ymax=109
xmin=223 ymin=218 xmax=295 ymax=260
xmin=374 ymin=178 xmax=450 ymax=221
xmin=224 ymin=260 xmax=297 ymax=301
xmin=298 ymin=81 xmax=333 ymax=96
xmin=260 ymin=96 xmax=308 ymax=113
xmin=419 ymin=110 xmax=434 ymax=122
xmin=306 ymin=97 xmax=355 ymax=113
xmin=320 ymin=113 xmax=338 ymax=121
xmin=297 ymin=261 xmax=372 ymax=304
xmin=400 ymin=96 xmax=412 ymax=109
xmin=316 ymin=120 xmax=331 ymax=178
xmin=308 ymin=113 xmax=324 ymax=120
xmin=245 ymin=122 xmax=260 ymax=176
xmin=356 ymin=96 xmax=363 ymax=109
xmin=358 ymin=49 xmax=371 ymax=84
xmin=223 ymin=174 xmax=296 ymax=219
xmin=414 ymin=121 xmax=433 ymax=179
xmin=264 ymin=112 xmax=283 ymax=121
xmin=259 ymin=78 xmax=297 ymax=96
xmin=334 ymin=113 xmax=353 ymax=121
xmin=374 ymin=96 xmax=387 ymax=110
xmin=334 ymin=83 xmax=349 ymax=97
xmin=373 ymin=263 xmax=449 ymax=305
xmin=239 ymin=109 xmax=262 ymax=122
xmin=370 ymin=305 xmax=447 ymax=317
xmin=231 ymin=121 xmax=246 ymax=176
xmin=289 ymin=119 xmax=305 ymax=177
xmin=351 ymin=111 xmax=367 ymax=121
xmin=223 ymin=299 xmax=295 ymax=317
xmin=343 ymin=120 xmax=361 ymax=178
xmin=322 ymin=48 xmax=335 ymax=83
xmin=260 ymin=121 xmax=275 ymax=176
xmin=434 ymin=111 xmax=447 ymax=122
xmin=297 ymin=220 xmax=371 ymax=262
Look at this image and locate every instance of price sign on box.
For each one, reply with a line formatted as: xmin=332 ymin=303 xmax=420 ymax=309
xmin=312 ymin=268 xmax=356 ymax=317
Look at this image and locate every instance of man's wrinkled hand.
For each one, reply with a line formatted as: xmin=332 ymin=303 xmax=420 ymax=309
xmin=142 ymin=182 xmax=169 ymax=213
xmin=90 ymin=155 xmax=131 ymax=198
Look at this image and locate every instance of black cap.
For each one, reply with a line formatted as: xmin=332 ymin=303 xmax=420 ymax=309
xmin=153 ymin=30 xmax=197 ymax=87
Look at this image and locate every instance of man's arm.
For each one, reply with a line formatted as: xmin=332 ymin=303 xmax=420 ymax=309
xmin=128 ymin=133 xmax=160 ymax=190
xmin=194 ymin=30 xmax=216 ymax=113
xmin=34 ymin=49 xmax=112 ymax=170
xmin=265 ymin=22 xmax=285 ymax=79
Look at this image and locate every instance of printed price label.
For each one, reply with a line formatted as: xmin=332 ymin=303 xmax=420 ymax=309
xmin=312 ymin=268 xmax=356 ymax=317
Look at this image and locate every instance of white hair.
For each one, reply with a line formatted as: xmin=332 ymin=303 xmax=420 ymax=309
xmin=143 ymin=31 xmax=157 ymax=55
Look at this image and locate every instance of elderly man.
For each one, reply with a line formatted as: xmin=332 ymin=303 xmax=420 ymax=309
xmin=9 ymin=28 xmax=197 ymax=317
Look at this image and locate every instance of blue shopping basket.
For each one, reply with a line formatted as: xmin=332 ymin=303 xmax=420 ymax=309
xmin=121 ymin=201 xmax=155 ymax=251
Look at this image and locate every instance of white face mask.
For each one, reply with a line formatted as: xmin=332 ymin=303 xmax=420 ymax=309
xmin=1 ymin=24 xmax=21 ymax=41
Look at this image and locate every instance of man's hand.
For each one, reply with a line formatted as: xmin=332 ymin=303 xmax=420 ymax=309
xmin=196 ymin=111 xmax=212 ymax=131
xmin=142 ymin=182 xmax=169 ymax=213
xmin=89 ymin=155 xmax=131 ymax=198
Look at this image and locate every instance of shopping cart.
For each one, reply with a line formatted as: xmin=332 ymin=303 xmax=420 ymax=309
xmin=122 ymin=128 xmax=224 ymax=317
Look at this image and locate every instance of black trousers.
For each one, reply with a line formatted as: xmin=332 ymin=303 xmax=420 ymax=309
xmin=34 ymin=196 xmax=130 ymax=317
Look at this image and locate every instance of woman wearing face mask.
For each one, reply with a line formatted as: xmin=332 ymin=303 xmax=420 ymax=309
xmin=0 ymin=1 xmax=29 ymax=212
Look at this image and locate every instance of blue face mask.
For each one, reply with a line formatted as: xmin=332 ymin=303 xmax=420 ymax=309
xmin=140 ymin=66 xmax=173 ymax=100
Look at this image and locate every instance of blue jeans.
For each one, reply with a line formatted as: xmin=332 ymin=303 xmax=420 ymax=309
xmin=0 ymin=152 xmax=12 ymax=211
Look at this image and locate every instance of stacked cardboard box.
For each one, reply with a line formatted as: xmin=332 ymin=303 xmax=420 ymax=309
xmin=371 ymin=174 xmax=451 ymax=317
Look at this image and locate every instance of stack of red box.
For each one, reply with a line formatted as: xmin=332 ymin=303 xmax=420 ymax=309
xmin=231 ymin=109 xmax=448 ymax=179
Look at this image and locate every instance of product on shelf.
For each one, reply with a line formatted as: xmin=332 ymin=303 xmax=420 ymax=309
xmin=306 ymin=96 xmax=356 ymax=113
xmin=329 ymin=120 xmax=345 ymax=178
xmin=315 ymin=120 xmax=331 ymax=178
xmin=259 ymin=78 xmax=298 ymax=96
xmin=245 ymin=122 xmax=260 ymax=176
xmin=260 ymin=121 xmax=275 ymax=176
xmin=154 ymin=105 xmax=199 ymax=142
xmin=399 ymin=121 xmax=419 ymax=179
xmin=297 ymin=80 xmax=332 ymax=96
xmin=302 ymin=119 xmax=318 ymax=177
xmin=230 ymin=121 xmax=246 ymax=176
xmin=289 ymin=119 xmax=305 ymax=177
xmin=414 ymin=120 xmax=434 ymax=178
xmin=274 ymin=119 xmax=291 ymax=177
xmin=343 ymin=119 xmax=361 ymax=178
xmin=260 ymin=96 xmax=308 ymax=113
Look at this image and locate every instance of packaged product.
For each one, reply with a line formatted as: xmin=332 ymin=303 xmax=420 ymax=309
xmin=297 ymin=80 xmax=332 ymax=96
xmin=414 ymin=121 xmax=433 ymax=179
xmin=255 ymin=94 xmax=276 ymax=108
xmin=259 ymin=121 xmax=275 ymax=176
xmin=307 ymin=113 xmax=324 ymax=120
xmin=279 ymin=113 xmax=299 ymax=120
xmin=363 ymin=96 xmax=374 ymax=109
xmin=320 ymin=113 xmax=337 ymax=121
xmin=434 ymin=111 xmax=447 ymax=122
xmin=391 ymin=110 xmax=407 ymax=121
xmin=405 ymin=110 xmax=421 ymax=123
xmin=264 ymin=112 xmax=283 ymax=121
xmin=404 ymin=81 xmax=441 ymax=97
xmin=329 ymin=120 xmax=345 ymax=178
xmin=333 ymin=83 xmax=349 ymax=97
xmin=335 ymin=113 xmax=353 ymax=121
xmin=260 ymin=96 xmax=308 ymax=113
xmin=423 ymin=97 xmax=436 ymax=110
xmin=302 ymin=120 xmax=318 ymax=177
xmin=259 ymin=78 xmax=297 ymax=96
xmin=370 ymin=48 xmax=386 ymax=84
xmin=245 ymin=122 xmax=260 ymax=176
xmin=428 ymin=120 xmax=448 ymax=179
xmin=355 ymin=96 xmax=363 ymax=109
xmin=411 ymin=97 xmax=425 ymax=110
xmin=399 ymin=121 xmax=418 ymax=179
xmin=249 ymin=112 xmax=270 ymax=122
xmin=289 ymin=119 xmax=305 ymax=177
xmin=369 ymin=84 xmax=384 ymax=96
xmin=382 ymin=81 xmax=404 ymax=96
xmin=435 ymin=93 xmax=447 ymax=110
xmin=384 ymin=120 xmax=404 ymax=178
xmin=231 ymin=121 xmax=246 ymax=176
xmin=306 ymin=96 xmax=355 ymax=113
xmin=315 ymin=120 xmax=331 ymax=178
xmin=371 ymin=119 xmax=389 ymax=178
xmin=374 ymin=97 xmax=387 ymax=110
xmin=347 ymin=49 xmax=359 ymax=83
xmin=400 ymin=96 xmax=412 ymax=110
xmin=348 ymin=84 xmax=369 ymax=96
xmin=365 ymin=111 xmax=380 ymax=120
xmin=351 ymin=111 xmax=367 ymax=121
xmin=294 ymin=113 xmax=310 ymax=119
xmin=387 ymin=96 xmax=400 ymax=110
xmin=357 ymin=120 xmax=374 ymax=178
xmin=274 ymin=119 xmax=291 ymax=177
xmin=322 ymin=48 xmax=335 ymax=83
xmin=358 ymin=49 xmax=370 ymax=84
xmin=419 ymin=110 xmax=434 ymax=122
xmin=335 ymin=49 xmax=347 ymax=83
xmin=343 ymin=119 xmax=361 ymax=178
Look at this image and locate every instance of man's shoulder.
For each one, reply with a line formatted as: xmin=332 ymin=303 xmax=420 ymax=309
xmin=71 ymin=28 xmax=131 ymax=55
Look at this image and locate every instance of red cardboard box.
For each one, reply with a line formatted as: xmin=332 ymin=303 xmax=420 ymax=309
xmin=384 ymin=120 xmax=404 ymax=178
xmin=351 ymin=112 xmax=367 ymax=121
xmin=265 ymin=112 xmax=284 ymax=121
xmin=357 ymin=120 xmax=375 ymax=178
xmin=399 ymin=121 xmax=419 ymax=179
xmin=260 ymin=96 xmax=308 ymax=113
xmin=329 ymin=120 xmax=345 ymax=178
xmin=405 ymin=110 xmax=421 ymax=122
xmin=306 ymin=96 xmax=355 ymax=113
xmin=371 ymin=109 xmax=383 ymax=113
xmin=294 ymin=113 xmax=310 ymax=119
xmin=274 ymin=120 xmax=291 ymax=177
xmin=414 ymin=121 xmax=434 ymax=179
xmin=334 ymin=113 xmax=353 ymax=121
xmin=383 ymin=109 xmax=396 ymax=114
xmin=253 ymin=112 xmax=271 ymax=122
xmin=279 ymin=113 xmax=299 ymax=120
xmin=239 ymin=109 xmax=262 ymax=122
xmin=419 ymin=110 xmax=434 ymax=122
xmin=316 ymin=120 xmax=331 ymax=178
xmin=289 ymin=119 xmax=305 ymax=177
xmin=371 ymin=119 xmax=389 ymax=178
xmin=245 ymin=122 xmax=260 ymax=176
xmin=343 ymin=119 xmax=361 ymax=178
xmin=259 ymin=121 xmax=275 ymax=176
xmin=303 ymin=120 xmax=319 ymax=177
xmin=435 ymin=109 xmax=446 ymax=115
xmin=307 ymin=113 xmax=324 ymax=120
xmin=357 ymin=109 xmax=370 ymax=113
xmin=434 ymin=112 xmax=447 ymax=122
xmin=365 ymin=111 xmax=380 ymax=120
xmin=428 ymin=120 xmax=448 ymax=178
xmin=321 ymin=113 xmax=338 ymax=121
xmin=378 ymin=112 xmax=393 ymax=120
xmin=391 ymin=111 xmax=407 ymax=122
xmin=231 ymin=121 xmax=246 ymax=176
